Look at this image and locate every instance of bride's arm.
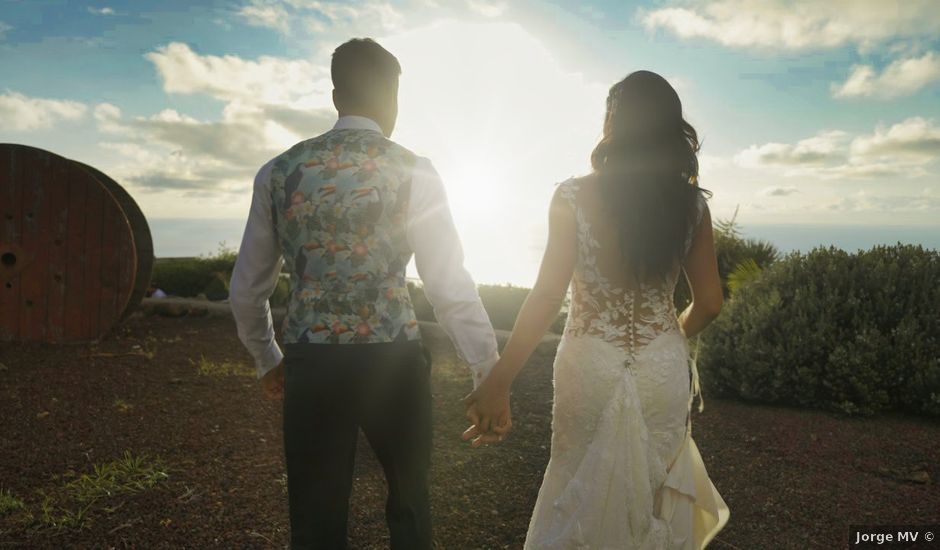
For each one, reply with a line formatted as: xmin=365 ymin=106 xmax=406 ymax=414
xmin=678 ymin=204 xmax=723 ymax=338
xmin=491 ymin=186 xmax=577 ymax=386
xmin=464 ymin=185 xmax=577 ymax=440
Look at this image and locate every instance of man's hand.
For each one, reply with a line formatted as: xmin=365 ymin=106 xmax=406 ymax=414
xmin=261 ymin=361 xmax=285 ymax=400
xmin=462 ymin=374 xmax=512 ymax=448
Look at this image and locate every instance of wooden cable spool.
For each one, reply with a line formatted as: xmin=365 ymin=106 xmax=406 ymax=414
xmin=0 ymin=144 xmax=153 ymax=342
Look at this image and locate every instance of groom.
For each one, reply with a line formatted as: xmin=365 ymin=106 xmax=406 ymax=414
xmin=229 ymin=38 xmax=500 ymax=549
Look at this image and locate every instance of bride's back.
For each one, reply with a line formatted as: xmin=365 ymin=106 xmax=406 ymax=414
xmin=559 ymin=173 xmax=706 ymax=359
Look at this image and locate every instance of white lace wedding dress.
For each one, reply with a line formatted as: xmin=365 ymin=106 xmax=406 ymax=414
xmin=524 ymin=177 xmax=730 ymax=549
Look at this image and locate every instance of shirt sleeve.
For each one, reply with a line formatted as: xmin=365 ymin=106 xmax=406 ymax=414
xmin=229 ymin=158 xmax=285 ymax=380
xmin=406 ymin=157 xmax=500 ymax=389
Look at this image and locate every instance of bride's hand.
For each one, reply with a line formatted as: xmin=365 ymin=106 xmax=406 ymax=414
xmin=462 ymin=375 xmax=512 ymax=447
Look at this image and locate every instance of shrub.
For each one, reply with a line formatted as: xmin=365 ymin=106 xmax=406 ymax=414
xmin=698 ymin=243 xmax=940 ymax=417
xmin=150 ymin=242 xmax=239 ymax=298
xmin=269 ymin=274 xmax=292 ymax=307
xmin=674 ymin=206 xmax=779 ymax=309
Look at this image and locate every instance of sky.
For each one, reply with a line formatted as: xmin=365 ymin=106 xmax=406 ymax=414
xmin=1 ymin=0 xmax=939 ymax=284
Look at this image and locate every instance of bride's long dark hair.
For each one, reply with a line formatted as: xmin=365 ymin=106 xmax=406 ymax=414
xmin=590 ymin=70 xmax=712 ymax=282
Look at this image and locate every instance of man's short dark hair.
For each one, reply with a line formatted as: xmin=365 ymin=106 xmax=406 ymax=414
xmin=331 ymin=38 xmax=401 ymax=100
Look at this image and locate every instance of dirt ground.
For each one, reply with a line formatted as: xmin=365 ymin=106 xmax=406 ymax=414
xmin=1 ymin=302 xmax=938 ymax=549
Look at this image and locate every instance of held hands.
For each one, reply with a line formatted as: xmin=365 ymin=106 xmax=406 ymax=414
xmin=462 ymin=370 xmax=513 ymax=448
xmin=261 ymin=361 xmax=285 ymax=400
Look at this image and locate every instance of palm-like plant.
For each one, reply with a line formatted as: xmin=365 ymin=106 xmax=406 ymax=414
xmin=674 ymin=205 xmax=780 ymax=308
xmin=713 ymin=206 xmax=779 ymax=296
xmin=727 ymin=258 xmax=764 ymax=295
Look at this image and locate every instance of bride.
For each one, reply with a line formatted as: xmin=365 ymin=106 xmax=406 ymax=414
xmin=464 ymin=70 xmax=731 ymax=549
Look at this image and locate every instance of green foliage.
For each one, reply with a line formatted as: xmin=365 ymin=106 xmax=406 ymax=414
xmin=409 ymin=282 xmax=567 ymax=334
xmin=713 ymin=207 xmax=779 ymax=294
xmin=189 ymin=355 xmax=254 ymax=377
xmin=675 ymin=206 xmax=779 ymax=309
xmin=7 ymin=451 xmax=169 ymax=532
xmin=0 ymin=488 xmax=25 ymax=515
xmin=63 ymin=451 xmax=169 ymax=505
xmin=151 ymin=242 xmax=240 ymax=298
xmin=269 ymin=273 xmax=292 ymax=307
xmin=699 ymin=243 xmax=940 ymax=417
xmin=727 ymin=258 xmax=764 ymax=295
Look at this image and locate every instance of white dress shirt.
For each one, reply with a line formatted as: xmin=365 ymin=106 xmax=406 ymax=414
xmin=229 ymin=115 xmax=500 ymax=388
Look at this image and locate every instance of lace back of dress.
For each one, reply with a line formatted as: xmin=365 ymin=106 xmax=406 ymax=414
xmin=560 ymin=176 xmax=703 ymax=362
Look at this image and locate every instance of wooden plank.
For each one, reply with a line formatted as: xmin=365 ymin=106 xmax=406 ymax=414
xmin=17 ymin=147 xmax=47 ymax=341
xmin=0 ymin=146 xmax=23 ymax=341
xmin=98 ymin=185 xmax=119 ymax=333
xmin=47 ymin=157 xmax=70 ymax=341
xmin=32 ymin=148 xmax=54 ymax=340
xmin=81 ymin=177 xmax=104 ymax=339
xmin=115 ymin=207 xmax=137 ymax=323
xmin=63 ymin=168 xmax=87 ymax=340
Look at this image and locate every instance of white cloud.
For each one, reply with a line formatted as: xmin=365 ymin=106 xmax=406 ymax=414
xmin=237 ymin=3 xmax=290 ymax=34
xmin=0 ymin=91 xmax=88 ymax=131
xmin=99 ymin=44 xmax=336 ymax=194
xmin=0 ymin=21 xmax=11 ymax=40
xmin=760 ymin=186 xmax=799 ymax=197
xmin=832 ymin=51 xmax=940 ymax=99
xmin=93 ymin=102 xmax=124 ymax=133
xmin=735 ymin=130 xmax=849 ymax=167
xmin=144 ymin=42 xmax=329 ymax=106
xmin=96 ymin=101 xmax=333 ymax=193
xmin=97 ymin=108 xmax=278 ymax=193
xmin=822 ymin=189 xmax=938 ymax=213
xmin=94 ymin=102 xmax=121 ymax=121
xmin=466 ymin=0 xmax=506 ymax=17
xmin=87 ymin=6 xmax=116 ymax=15
xmin=639 ymin=0 xmax=940 ymax=51
xmin=239 ymin=0 xmax=406 ymax=35
xmin=308 ymin=0 xmax=405 ymax=29
xmin=734 ymin=118 xmax=940 ymax=180
xmin=698 ymin=153 xmax=728 ymax=170
xmin=850 ymin=117 xmax=940 ymax=162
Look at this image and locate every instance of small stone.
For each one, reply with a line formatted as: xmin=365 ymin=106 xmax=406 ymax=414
xmin=906 ymin=470 xmax=930 ymax=484
xmin=189 ymin=306 xmax=210 ymax=317
xmin=151 ymin=303 xmax=189 ymax=318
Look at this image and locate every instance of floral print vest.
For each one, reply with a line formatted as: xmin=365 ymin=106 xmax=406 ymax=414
xmin=269 ymin=128 xmax=421 ymax=344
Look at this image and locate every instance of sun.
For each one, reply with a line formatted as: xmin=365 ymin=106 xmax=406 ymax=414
xmin=380 ymin=19 xmax=606 ymax=284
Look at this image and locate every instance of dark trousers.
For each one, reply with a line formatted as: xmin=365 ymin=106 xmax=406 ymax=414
xmin=282 ymin=340 xmax=433 ymax=550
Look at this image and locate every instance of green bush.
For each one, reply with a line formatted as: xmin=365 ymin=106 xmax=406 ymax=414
xmin=269 ymin=274 xmax=292 ymax=307
xmin=698 ymin=243 xmax=940 ymax=417
xmin=152 ymin=248 xmax=566 ymax=334
xmin=674 ymin=207 xmax=779 ymax=310
xmin=712 ymin=209 xmax=779 ymax=294
xmin=150 ymin=243 xmax=239 ymax=299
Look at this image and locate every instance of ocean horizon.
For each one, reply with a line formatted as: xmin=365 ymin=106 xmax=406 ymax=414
xmin=149 ymin=218 xmax=940 ymax=286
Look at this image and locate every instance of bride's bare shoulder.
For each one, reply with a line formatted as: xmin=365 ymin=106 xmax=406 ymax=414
xmin=568 ymin=173 xmax=597 ymax=187
xmin=555 ymin=173 xmax=596 ymax=199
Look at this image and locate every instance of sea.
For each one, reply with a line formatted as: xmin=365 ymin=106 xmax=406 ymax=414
xmin=149 ymin=218 xmax=940 ymax=287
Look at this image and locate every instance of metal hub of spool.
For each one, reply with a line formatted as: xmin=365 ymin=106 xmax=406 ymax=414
xmin=0 ymin=144 xmax=154 ymax=342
